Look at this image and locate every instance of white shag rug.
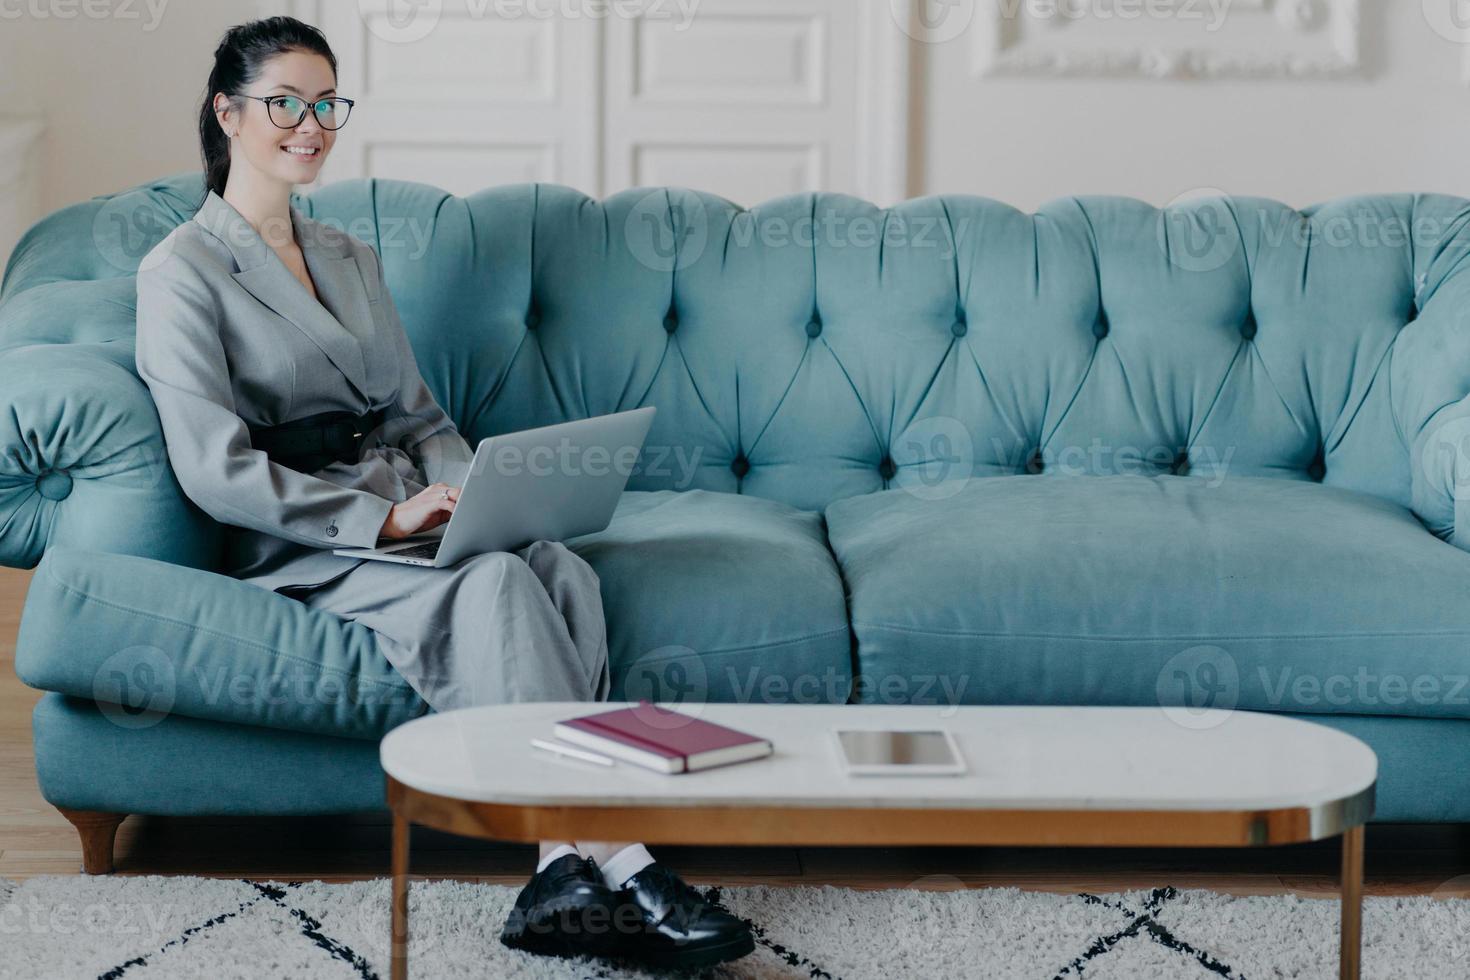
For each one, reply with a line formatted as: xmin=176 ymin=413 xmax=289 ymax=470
xmin=1 ymin=875 xmax=1466 ymax=980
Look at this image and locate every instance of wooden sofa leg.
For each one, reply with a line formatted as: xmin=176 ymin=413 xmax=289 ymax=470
xmin=56 ymin=808 xmax=126 ymax=874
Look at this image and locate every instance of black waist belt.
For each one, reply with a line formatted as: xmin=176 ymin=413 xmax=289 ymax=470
xmin=248 ymin=408 xmax=384 ymax=473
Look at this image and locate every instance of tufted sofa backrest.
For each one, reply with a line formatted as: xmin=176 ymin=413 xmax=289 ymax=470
xmin=5 ymin=172 xmax=1470 ymax=571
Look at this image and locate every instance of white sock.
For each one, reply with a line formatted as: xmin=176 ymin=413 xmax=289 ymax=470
xmin=536 ymin=843 xmax=581 ymax=874
xmin=597 ymin=843 xmax=657 ymax=889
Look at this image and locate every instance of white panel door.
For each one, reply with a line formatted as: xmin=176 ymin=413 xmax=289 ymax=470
xmin=284 ymin=0 xmax=908 ymax=205
xmin=299 ymin=0 xmax=601 ymax=197
xmin=604 ymin=0 xmax=841 ymax=204
xmin=605 ymin=0 xmax=907 ymax=205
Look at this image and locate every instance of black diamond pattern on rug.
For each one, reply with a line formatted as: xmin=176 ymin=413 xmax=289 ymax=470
xmin=702 ymin=884 xmax=841 ymax=980
xmin=1052 ymin=886 xmax=1244 ymax=980
xmin=96 ymin=882 xmax=278 ymax=980
xmin=95 ymin=880 xmax=381 ymax=980
xmin=251 ymin=882 xmax=379 ymax=980
xmin=88 ymin=877 xmax=1252 ymax=979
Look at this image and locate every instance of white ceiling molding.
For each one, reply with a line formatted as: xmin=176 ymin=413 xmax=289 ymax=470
xmin=971 ymin=0 xmax=1361 ymax=79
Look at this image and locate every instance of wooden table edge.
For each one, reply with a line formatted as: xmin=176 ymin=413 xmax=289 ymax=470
xmin=383 ymin=774 xmax=1375 ymax=848
xmin=385 ymin=775 xmax=1373 ymax=980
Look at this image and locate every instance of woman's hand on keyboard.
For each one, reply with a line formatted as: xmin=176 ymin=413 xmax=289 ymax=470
xmin=379 ymin=482 xmax=460 ymax=540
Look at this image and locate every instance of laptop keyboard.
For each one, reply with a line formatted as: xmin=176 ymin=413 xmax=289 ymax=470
xmin=389 ymin=541 xmax=441 ymax=560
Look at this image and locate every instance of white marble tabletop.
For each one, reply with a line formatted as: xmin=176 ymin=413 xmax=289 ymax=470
xmin=380 ymin=702 xmax=1376 ymax=816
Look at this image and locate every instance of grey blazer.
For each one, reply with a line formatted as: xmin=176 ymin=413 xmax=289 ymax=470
xmin=134 ymin=189 xmax=474 ymax=596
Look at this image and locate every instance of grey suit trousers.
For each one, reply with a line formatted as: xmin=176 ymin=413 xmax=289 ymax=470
xmin=299 ymin=541 xmax=611 ymax=711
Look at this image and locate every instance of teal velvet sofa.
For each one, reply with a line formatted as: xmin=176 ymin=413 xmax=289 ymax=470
xmin=7 ymin=172 xmax=1470 ymax=872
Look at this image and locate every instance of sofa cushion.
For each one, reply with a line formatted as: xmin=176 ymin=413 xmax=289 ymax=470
xmin=16 ymin=546 xmax=427 ymax=740
xmin=570 ymin=490 xmax=852 ymax=706
xmin=18 ymin=490 xmax=853 ymax=737
xmin=825 ymin=474 xmax=1470 ymax=720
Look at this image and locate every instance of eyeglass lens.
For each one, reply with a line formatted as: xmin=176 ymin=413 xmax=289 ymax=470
xmin=266 ymin=96 xmax=350 ymax=130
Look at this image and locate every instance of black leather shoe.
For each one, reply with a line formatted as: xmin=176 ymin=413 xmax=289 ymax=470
xmin=500 ymin=854 xmax=621 ymax=958
xmin=613 ymin=863 xmax=755 ymax=970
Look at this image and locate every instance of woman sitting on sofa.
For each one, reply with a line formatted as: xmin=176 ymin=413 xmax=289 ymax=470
xmin=132 ymin=15 xmax=752 ymax=971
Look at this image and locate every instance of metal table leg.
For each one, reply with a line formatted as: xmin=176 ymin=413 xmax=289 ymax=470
xmin=1339 ymin=824 xmax=1363 ymax=980
xmin=392 ymin=810 xmax=410 ymax=980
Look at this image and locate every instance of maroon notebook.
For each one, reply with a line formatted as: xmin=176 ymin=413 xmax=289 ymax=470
xmin=553 ymin=702 xmax=773 ymax=773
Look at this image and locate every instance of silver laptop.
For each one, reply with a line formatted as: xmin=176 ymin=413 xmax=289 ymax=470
xmin=334 ymin=407 xmax=656 ymax=567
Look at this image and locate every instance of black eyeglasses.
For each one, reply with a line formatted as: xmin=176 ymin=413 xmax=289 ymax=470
xmin=234 ymin=94 xmax=355 ymax=131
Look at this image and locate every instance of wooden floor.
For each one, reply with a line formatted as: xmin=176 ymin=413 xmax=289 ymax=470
xmin=3 ymin=564 xmax=1470 ymax=897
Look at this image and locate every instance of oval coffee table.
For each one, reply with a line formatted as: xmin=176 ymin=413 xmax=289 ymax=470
xmin=381 ymin=703 xmax=1376 ymax=980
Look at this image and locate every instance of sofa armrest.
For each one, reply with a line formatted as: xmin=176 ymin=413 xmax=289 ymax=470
xmin=0 ymin=342 xmax=220 ymax=570
xmin=1397 ymin=278 xmax=1470 ymax=548
xmin=1406 ymin=391 xmax=1470 ymax=549
xmin=0 ymin=174 xmax=219 ymax=571
xmin=1394 ymin=202 xmax=1470 ymax=549
xmin=15 ymin=546 xmax=427 ymax=739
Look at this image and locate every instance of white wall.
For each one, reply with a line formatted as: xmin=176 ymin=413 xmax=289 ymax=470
xmin=917 ymin=2 xmax=1470 ymax=210
xmin=0 ymin=1 xmax=267 ymax=215
xmin=2 ymin=0 xmax=1469 ymax=227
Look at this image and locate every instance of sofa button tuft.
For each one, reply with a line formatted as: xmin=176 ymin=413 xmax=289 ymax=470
xmin=1308 ymin=458 xmax=1326 ymax=482
xmin=1241 ymin=313 xmax=1257 ymax=340
xmin=806 ymin=317 xmax=822 ymax=339
xmin=730 ymin=454 xmax=750 ymax=479
xmin=663 ymin=312 xmax=678 ymax=334
xmin=878 ymin=456 xmax=897 ymax=481
xmin=525 ymin=311 xmax=541 ymax=331
xmin=325 ymin=521 xmax=339 ymax=538
xmin=35 ymin=469 xmax=73 ymax=501
xmin=1093 ymin=315 xmax=1109 ymax=340
xmin=951 ymin=319 xmax=968 ymax=338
